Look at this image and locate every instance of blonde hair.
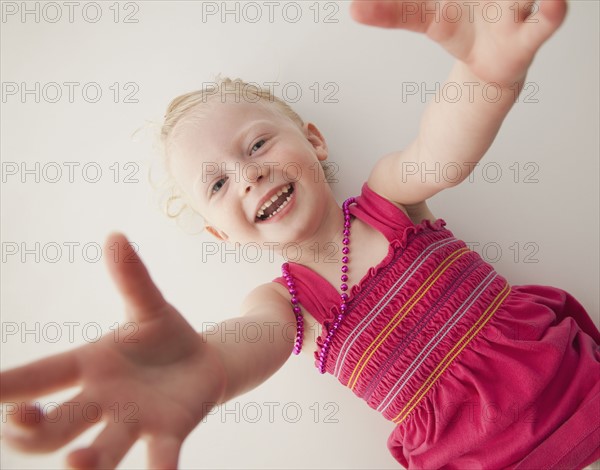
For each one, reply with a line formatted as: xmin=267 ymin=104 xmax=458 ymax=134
xmin=157 ymin=77 xmax=333 ymax=225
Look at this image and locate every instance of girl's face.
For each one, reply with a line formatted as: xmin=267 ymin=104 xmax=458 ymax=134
xmin=168 ymin=98 xmax=337 ymax=249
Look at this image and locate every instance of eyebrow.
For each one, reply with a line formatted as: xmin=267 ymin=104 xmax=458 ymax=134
xmin=193 ymin=119 xmax=271 ymax=198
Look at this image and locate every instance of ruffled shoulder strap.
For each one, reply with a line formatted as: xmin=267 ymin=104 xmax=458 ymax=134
xmin=348 ymin=182 xmax=416 ymax=242
xmin=272 ymin=261 xmax=339 ymax=325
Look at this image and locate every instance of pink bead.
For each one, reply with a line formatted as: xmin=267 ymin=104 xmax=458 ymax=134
xmin=291 ymin=196 xmax=356 ymax=373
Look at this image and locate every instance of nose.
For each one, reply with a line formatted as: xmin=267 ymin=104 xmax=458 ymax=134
xmin=243 ymin=163 xmax=264 ymax=194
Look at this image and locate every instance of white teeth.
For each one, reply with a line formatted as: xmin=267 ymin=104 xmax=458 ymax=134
xmin=256 ymin=184 xmax=293 ymax=220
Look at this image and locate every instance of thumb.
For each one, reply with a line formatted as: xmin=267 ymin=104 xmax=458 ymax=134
xmin=103 ymin=232 xmax=168 ymax=323
xmin=349 ymin=0 xmax=427 ymax=31
xmin=519 ymin=0 xmax=568 ymax=53
xmin=349 ymin=1 xmax=400 ymax=28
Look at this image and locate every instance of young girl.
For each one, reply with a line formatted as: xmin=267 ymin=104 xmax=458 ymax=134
xmin=2 ymin=1 xmax=598 ymax=469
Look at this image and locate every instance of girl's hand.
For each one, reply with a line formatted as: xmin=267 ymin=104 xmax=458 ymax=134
xmin=0 ymin=233 xmax=227 ymax=469
xmin=350 ymin=0 xmax=567 ymax=86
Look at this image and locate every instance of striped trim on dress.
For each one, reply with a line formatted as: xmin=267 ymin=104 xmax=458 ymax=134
xmin=347 ymin=246 xmax=471 ymax=390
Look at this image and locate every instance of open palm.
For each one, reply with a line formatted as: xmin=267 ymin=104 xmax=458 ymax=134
xmin=1 ymin=233 xmax=226 ymax=469
xmin=350 ymin=0 xmax=568 ymax=85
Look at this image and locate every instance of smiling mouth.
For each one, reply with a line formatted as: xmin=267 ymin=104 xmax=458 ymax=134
xmin=256 ymin=183 xmax=295 ymax=222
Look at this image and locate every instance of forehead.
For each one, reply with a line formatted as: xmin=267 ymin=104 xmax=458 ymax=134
xmin=168 ymin=99 xmax=291 ymax=160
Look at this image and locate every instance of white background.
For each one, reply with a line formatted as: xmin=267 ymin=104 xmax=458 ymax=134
xmin=1 ymin=1 xmax=599 ymax=469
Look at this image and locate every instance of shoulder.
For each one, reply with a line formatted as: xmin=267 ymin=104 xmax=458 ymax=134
xmin=367 ymin=147 xmax=445 ymax=224
xmin=244 ymin=282 xmax=319 ymax=358
xmin=403 ymin=200 xmax=437 ymax=224
xmin=361 ymin=176 xmax=437 ymax=225
xmin=240 ymin=281 xmax=294 ymax=320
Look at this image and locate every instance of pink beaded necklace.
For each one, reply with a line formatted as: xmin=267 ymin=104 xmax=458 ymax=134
xmin=281 ymin=196 xmax=356 ymax=374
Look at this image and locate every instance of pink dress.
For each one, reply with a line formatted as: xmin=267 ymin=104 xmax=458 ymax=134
xmin=274 ymin=182 xmax=600 ymax=469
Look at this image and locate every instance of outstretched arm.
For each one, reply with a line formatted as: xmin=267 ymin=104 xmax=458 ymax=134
xmin=354 ymin=0 xmax=568 ymax=205
xmin=0 ymin=234 xmax=295 ymax=470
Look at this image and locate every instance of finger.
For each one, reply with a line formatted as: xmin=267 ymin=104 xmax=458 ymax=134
xmin=2 ymin=391 xmax=98 ymax=453
xmin=146 ymin=434 xmax=182 ymax=470
xmin=513 ymin=1 xmax=537 ymax=23
xmin=350 ymin=0 xmax=428 ymax=32
xmin=1 ymin=401 xmax=43 ymax=431
xmin=0 ymin=349 xmax=81 ymax=402
xmin=66 ymin=422 xmax=139 ymax=470
xmin=103 ymin=232 xmax=168 ymax=323
xmin=519 ymin=0 xmax=568 ymax=52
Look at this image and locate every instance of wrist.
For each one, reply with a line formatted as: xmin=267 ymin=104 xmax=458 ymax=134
xmin=449 ymin=60 xmax=529 ymax=110
xmin=458 ymin=59 xmax=528 ymax=91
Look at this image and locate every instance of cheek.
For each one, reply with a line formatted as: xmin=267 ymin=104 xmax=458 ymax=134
xmin=276 ymin=148 xmax=315 ymax=178
xmin=207 ymin=197 xmax=242 ymax=229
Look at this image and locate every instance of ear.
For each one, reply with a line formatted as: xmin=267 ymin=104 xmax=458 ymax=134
xmin=304 ymin=122 xmax=328 ymax=162
xmin=205 ymin=225 xmax=229 ymax=241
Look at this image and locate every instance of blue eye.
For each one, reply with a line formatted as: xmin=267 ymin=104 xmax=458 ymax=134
xmin=211 ymin=176 xmax=228 ymax=194
xmin=251 ymin=139 xmax=266 ymax=154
